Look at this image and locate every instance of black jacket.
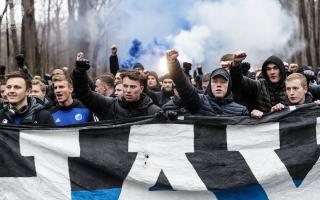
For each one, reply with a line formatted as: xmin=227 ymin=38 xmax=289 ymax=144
xmin=162 ymin=96 xmax=191 ymax=116
xmin=72 ymin=70 xmax=161 ymax=120
xmin=0 ymin=97 xmax=54 ymax=125
xmin=156 ymin=90 xmax=174 ymax=107
xmin=168 ymin=60 xmax=248 ymax=116
xmin=230 ymin=55 xmax=287 ymax=113
xmin=109 ymin=54 xmax=119 ymax=76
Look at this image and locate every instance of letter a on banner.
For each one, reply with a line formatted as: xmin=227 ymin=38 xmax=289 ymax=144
xmin=119 ymin=124 xmax=216 ymax=200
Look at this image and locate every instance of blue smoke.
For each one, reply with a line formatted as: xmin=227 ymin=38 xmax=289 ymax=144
xmin=121 ymin=38 xmax=172 ymax=69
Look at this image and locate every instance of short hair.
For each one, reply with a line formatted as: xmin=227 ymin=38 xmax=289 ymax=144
xmin=202 ymin=73 xmax=211 ymax=82
xmin=285 ymin=73 xmax=307 ymax=87
xmin=96 ymin=74 xmax=115 ymax=88
xmin=120 ymin=70 xmax=146 ymax=85
xmin=5 ymin=71 xmax=31 ymax=90
xmin=32 ymin=79 xmax=46 ymax=93
xmin=115 ymin=80 xmax=123 ymax=87
xmin=52 ymin=75 xmax=73 ymax=85
xmin=33 ymin=75 xmax=42 ymax=81
xmin=220 ymin=53 xmax=233 ymax=62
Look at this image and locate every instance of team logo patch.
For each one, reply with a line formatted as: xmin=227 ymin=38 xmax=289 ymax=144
xmin=75 ymin=114 xmax=83 ymax=121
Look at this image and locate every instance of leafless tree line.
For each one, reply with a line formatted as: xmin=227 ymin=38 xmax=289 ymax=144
xmin=0 ymin=0 xmax=320 ymax=77
xmin=0 ymin=0 xmax=120 ymax=77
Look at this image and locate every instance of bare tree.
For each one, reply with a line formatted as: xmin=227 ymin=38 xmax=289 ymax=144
xmin=8 ymin=0 xmax=19 ymax=70
xmin=0 ymin=1 xmax=9 ymax=62
xmin=21 ymin=0 xmax=40 ymax=74
xmin=299 ymin=0 xmax=313 ymax=65
xmin=68 ymin=0 xmax=77 ymax=66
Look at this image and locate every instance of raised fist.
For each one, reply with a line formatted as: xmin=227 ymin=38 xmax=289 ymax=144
xmin=232 ymin=51 xmax=247 ymax=66
xmin=16 ymin=54 xmax=25 ymax=68
xmin=76 ymin=52 xmax=84 ymax=61
xmin=166 ymin=49 xmax=179 ymax=63
xmin=75 ymin=59 xmax=90 ymax=73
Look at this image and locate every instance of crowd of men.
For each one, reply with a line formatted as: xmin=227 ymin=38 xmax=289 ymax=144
xmin=0 ymin=45 xmax=320 ymax=126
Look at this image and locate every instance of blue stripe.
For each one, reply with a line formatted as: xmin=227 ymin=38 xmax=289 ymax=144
xmin=212 ymin=184 xmax=268 ymax=200
xmin=71 ymin=185 xmax=268 ymax=200
xmin=72 ymin=188 xmax=121 ymax=200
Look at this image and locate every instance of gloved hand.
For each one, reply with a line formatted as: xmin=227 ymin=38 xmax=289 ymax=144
xmin=16 ymin=54 xmax=25 ymax=68
xmin=166 ymin=110 xmax=178 ymax=121
xmin=0 ymin=65 xmax=6 ymax=75
xmin=75 ymin=59 xmax=90 ymax=73
xmin=303 ymin=69 xmax=315 ymax=81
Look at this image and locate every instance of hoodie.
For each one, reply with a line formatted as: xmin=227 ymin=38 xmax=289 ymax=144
xmin=230 ymin=55 xmax=287 ymax=113
xmin=167 ymin=60 xmax=248 ymax=116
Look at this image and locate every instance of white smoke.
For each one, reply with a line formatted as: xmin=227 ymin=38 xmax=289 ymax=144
xmin=112 ymin=0 xmax=302 ymax=74
xmin=170 ymin=0 xmax=302 ymax=70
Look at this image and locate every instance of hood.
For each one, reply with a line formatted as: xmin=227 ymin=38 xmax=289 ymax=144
xmin=206 ymin=68 xmax=233 ymax=104
xmin=262 ymin=55 xmax=286 ymax=85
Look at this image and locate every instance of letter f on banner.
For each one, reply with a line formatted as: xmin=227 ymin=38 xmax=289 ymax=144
xmin=119 ymin=124 xmax=216 ymax=200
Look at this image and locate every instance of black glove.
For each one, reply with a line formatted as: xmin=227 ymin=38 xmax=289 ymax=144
xmin=0 ymin=65 xmax=6 ymax=75
xmin=75 ymin=59 xmax=90 ymax=73
xmin=166 ymin=111 xmax=178 ymax=121
xmin=303 ymin=70 xmax=315 ymax=82
xmin=16 ymin=54 xmax=25 ymax=68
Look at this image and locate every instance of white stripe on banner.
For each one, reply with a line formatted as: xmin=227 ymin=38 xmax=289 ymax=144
xmin=0 ymin=129 xmax=80 ymax=200
xmin=227 ymin=120 xmax=320 ymax=200
xmin=119 ymin=124 xmax=216 ymax=200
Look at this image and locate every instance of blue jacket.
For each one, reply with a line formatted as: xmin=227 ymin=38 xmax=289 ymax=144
xmin=50 ymin=99 xmax=95 ymax=126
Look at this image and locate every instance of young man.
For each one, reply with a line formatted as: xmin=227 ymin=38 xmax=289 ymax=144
xmin=166 ymin=49 xmax=248 ymax=116
xmin=72 ymin=59 xmax=160 ymax=120
xmin=30 ymin=79 xmax=53 ymax=109
xmin=229 ymin=51 xmax=287 ymax=118
xmin=271 ymin=73 xmax=314 ymax=112
xmin=114 ymin=81 xmax=123 ymax=97
xmin=50 ymin=76 xmax=96 ymax=126
xmin=156 ymin=74 xmax=174 ymax=107
xmin=147 ymin=71 xmax=161 ymax=92
xmin=0 ymin=72 xmax=54 ymax=125
xmin=95 ymin=74 xmax=115 ymax=97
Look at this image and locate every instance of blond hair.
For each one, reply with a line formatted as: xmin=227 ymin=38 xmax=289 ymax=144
xmin=285 ymin=73 xmax=307 ymax=87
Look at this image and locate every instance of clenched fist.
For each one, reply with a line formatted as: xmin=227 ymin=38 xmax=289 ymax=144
xmin=232 ymin=51 xmax=247 ymax=67
xmin=166 ymin=49 xmax=179 ymax=63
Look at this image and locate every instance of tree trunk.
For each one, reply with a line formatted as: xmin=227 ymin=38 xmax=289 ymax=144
xmin=68 ymin=0 xmax=77 ymax=66
xmin=0 ymin=1 xmax=9 ymax=63
xmin=46 ymin=0 xmax=51 ymax=73
xmin=309 ymin=0 xmax=319 ymax=68
xmin=9 ymin=0 xmax=19 ymax=70
xmin=77 ymin=0 xmax=90 ymax=54
xmin=299 ymin=0 xmax=313 ymax=65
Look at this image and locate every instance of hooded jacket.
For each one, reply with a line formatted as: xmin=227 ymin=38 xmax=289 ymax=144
xmin=230 ymin=55 xmax=287 ymax=113
xmin=0 ymin=97 xmax=54 ymax=125
xmin=72 ymin=70 xmax=161 ymax=120
xmin=167 ymin=60 xmax=248 ymax=116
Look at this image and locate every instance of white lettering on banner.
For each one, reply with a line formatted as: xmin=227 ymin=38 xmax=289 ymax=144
xmin=119 ymin=124 xmax=216 ymax=200
xmin=227 ymin=121 xmax=320 ymax=200
xmin=0 ymin=129 xmax=80 ymax=200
